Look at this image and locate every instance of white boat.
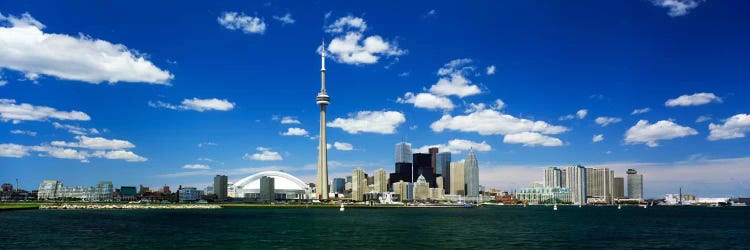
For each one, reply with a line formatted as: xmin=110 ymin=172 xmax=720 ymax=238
xmin=553 ymin=204 xmax=558 ymax=211
xmin=339 ymin=202 xmax=345 ymax=212
xmin=618 ymin=204 xmax=622 ymax=210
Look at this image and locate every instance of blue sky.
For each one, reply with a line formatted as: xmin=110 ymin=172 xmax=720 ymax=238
xmin=1 ymin=1 xmax=749 ymax=198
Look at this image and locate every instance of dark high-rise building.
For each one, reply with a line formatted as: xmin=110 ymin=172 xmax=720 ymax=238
xmin=389 ymin=162 xmax=413 ymax=190
xmin=332 ymin=178 xmax=345 ymax=194
xmin=429 ymin=147 xmax=439 ymax=175
xmin=413 ymin=153 xmax=436 ymax=188
xmin=121 ymin=186 xmax=137 ymax=201
xmin=437 ymin=152 xmax=451 ymax=194
xmin=260 ymin=176 xmax=275 ymax=202
xmin=1 ymin=183 xmax=12 ymax=192
xmin=214 ymin=175 xmax=228 ymax=201
xmin=614 ymin=177 xmax=625 ymax=198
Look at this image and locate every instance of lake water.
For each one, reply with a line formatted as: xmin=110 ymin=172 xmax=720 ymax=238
xmin=1 ymin=206 xmax=749 ymax=249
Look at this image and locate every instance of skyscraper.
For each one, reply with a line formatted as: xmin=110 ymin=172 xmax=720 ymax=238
xmin=464 ymin=150 xmax=479 ymax=197
xmin=450 ymin=161 xmax=465 ymax=196
xmin=395 ymin=142 xmax=412 ymax=163
xmin=429 ymin=147 xmax=439 ymax=174
xmin=260 ymin=176 xmax=275 ymax=202
xmin=332 ymin=178 xmax=345 ymax=194
xmin=413 ymin=175 xmax=430 ymax=201
xmin=352 ymin=167 xmax=366 ymax=201
xmin=564 ymin=165 xmax=587 ymax=205
xmin=627 ymin=169 xmax=643 ymax=200
xmin=413 ymin=153 xmax=436 ymax=187
xmin=393 ymin=180 xmax=409 ymax=201
xmin=316 ymin=41 xmax=330 ymax=200
xmin=214 ymin=175 xmax=228 ymax=201
xmin=373 ymin=168 xmax=387 ymax=193
xmin=586 ymin=167 xmax=614 ymax=204
xmin=613 ymin=177 xmax=625 ymax=199
xmin=544 ymin=167 xmax=562 ymax=188
xmin=437 ymin=152 xmax=451 ymax=194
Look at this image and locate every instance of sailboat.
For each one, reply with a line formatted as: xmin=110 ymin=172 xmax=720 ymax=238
xmin=340 ymin=202 xmax=345 ymax=212
xmin=618 ymin=204 xmax=622 ymax=210
xmin=553 ymin=203 xmax=558 ymax=211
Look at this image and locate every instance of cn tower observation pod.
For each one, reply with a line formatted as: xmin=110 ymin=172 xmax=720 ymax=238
xmin=233 ymin=171 xmax=310 ymax=199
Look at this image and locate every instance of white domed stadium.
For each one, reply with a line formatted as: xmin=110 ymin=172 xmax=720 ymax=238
xmin=233 ymin=171 xmax=310 ymax=200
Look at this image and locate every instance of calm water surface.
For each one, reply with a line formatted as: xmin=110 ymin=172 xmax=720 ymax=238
xmin=1 ymin=206 xmax=749 ymax=249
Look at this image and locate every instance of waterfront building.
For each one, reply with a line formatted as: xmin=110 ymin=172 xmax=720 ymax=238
xmin=413 ymin=175 xmax=430 ymax=201
xmin=392 ymin=180 xmax=409 ymax=202
xmin=407 ymin=182 xmax=414 ymax=201
xmin=332 ymin=178 xmax=345 ymax=194
xmin=544 ymin=167 xmax=562 ymax=188
xmin=561 ymin=168 xmax=568 ymax=188
xmin=413 ymin=153 xmax=436 ymax=186
xmin=429 ymin=147 xmax=439 ymax=175
xmin=225 ymin=183 xmax=233 ymax=198
xmin=120 ymin=186 xmax=137 ymax=201
xmin=162 ymin=185 xmax=171 ymax=194
xmin=627 ymin=169 xmax=643 ymax=200
xmin=450 ymin=161 xmax=465 ymax=196
xmin=614 ymin=177 xmax=625 ymax=198
xmin=2 ymin=183 xmax=13 ymax=192
xmin=586 ymin=167 xmax=614 ymax=204
xmin=563 ymin=165 xmax=587 ymax=205
xmin=260 ymin=176 xmax=275 ymax=202
xmin=233 ymin=171 xmax=310 ymax=200
xmin=214 ymin=175 xmax=228 ymax=201
xmin=436 ymin=176 xmax=444 ymax=190
xmin=464 ymin=150 xmax=479 ymax=197
xmin=178 ymin=187 xmax=200 ymax=202
xmin=205 ymin=186 xmax=214 ymax=195
xmin=97 ymin=181 xmax=114 ymax=202
xmin=515 ymin=187 xmax=573 ymax=204
xmin=57 ymin=185 xmax=96 ymax=201
xmin=395 ymin=142 xmax=412 ymax=163
xmin=389 ymin=162 xmax=413 ymax=190
xmin=373 ymin=168 xmax=387 ymax=193
xmin=37 ymin=180 xmax=62 ymax=200
xmin=352 ymin=167 xmax=367 ymax=201
xmin=437 ymin=152 xmax=451 ymax=194
xmin=316 ymin=42 xmax=330 ymax=200
xmin=429 ymin=188 xmax=444 ymax=200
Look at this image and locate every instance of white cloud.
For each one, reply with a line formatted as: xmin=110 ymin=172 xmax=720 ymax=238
xmin=665 ymin=92 xmax=722 ymax=107
xmin=431 ymin=109 xmax=567 ymax=136
xmin=32 ymin=146 xmax=88 ymax=162
xmin=50 ymin=135 xmax=135 ymax=150
xmin=593 ymin=134 xmax=604 ymax=143
xmin=272 ymin=13 xmax=295 ymax=25
xmin=708 ymin=114 xmax=750 ymax=141
xmin=244 ymin=147 xmax=283 ymax=161
xmin=328 ymin=111 xmax=405 ymax=134
xmin=323 ymin=16 xmax=405 ymax=65
xmin=625 ymin=120 xmax=698 ymax=147
xmin=282 ymin=127 xmax=309 ymax=136
xmin=333 ymin=141 xmax=353 ymax=151
xmin=197 ymin=142 xmax=217 ymax=148
xmin=183 ymin=164 xmax=211 ymax=170
xmin=631 ymin=107 xmax=651 ymax=115
xmin=1 ymin=142 xmax=146 ymax=162
xmin=0 ymin=143 xmax=29 ymax=158
xmin=429 ymin=59 xmax=481 ymax=98
xmin=416 ymin=139 xmax=492 ymax=154
xmin=503 ymin=132 xmax=563 ymax=147
xmin=280 ymin=116 xmax=301 ymax=124
xmin=396 ymin=92 xmax=454 ymax=111
xmin=52 ymin=122 xmax=98 ymax=135
xmin=595 ymin=116 xmax=623 ymax=127
xmin=425 ymin=10 xmax=437 ymax=17
xmin=149 ymin=98 xmax=235 ymax=112
xmin=91 ymin=150 xmax=147 ymax=162
xmin=651 ymin=0 xmax=702 ymax=17
xmin=559 ymin=109 xmax=587 ymax=120
xmin=696 ymin=115 xmax=712 ymax=123
xmin=486 ymin=65 xmax=496 ymax=75
xmin=0 ymin=12 xmax=173 ymax=84
xmin=10 ymin=129 xmax=36 ymax=136
xmin=0 ymin=99 xmax=90 ymax=123
xmin=217 ymin=12 xmax=266 ymax=34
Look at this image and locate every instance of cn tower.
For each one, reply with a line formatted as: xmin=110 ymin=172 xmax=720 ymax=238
xmin=316 ymin=41 xmax=330 ymax=200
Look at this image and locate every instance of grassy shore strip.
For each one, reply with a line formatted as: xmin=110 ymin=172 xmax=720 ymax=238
xmin=0 ymin=203 xmax=42 ymax=211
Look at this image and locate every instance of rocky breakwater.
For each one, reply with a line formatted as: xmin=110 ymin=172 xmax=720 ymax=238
xmin=40 ymin=204 xmax=221 ymax=210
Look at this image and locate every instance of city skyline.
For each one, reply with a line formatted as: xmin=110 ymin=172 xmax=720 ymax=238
xmin=2 ymin=1 xmax=750 ymax=198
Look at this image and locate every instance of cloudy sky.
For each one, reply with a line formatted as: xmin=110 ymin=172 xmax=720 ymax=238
xmin=1 ymin=1 xmax=749 ymax=198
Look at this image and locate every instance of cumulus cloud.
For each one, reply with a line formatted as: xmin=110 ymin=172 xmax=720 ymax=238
xmin=503 ymin=132 xmax=563 ymax=147
xmin=217 ymin=12 xmax=266 ymax=34
xmin=665 ymin=92 xmax=722 ymax=107
xmin=328 ymin=111 xmax=406 ymax=134
xmin=272 ymin=13 xmax=295 ymax=25
xmin=333 ymin=141 xmax=353 ymax=151
xmin=0 ymin=99 xmax=90 ymax=123
xmin=631 ymin=107 xmax=651 ymax=115
xmin=696 ymin=115 xmax=712 ymax=123
xmin=0 ymin=12 xmax=173 ymax=84
xmin=52 ymin=122 xmax=98 ymax=135
xmin=651 ymin=0 xmax=702 ymax=17
xmin=149 ymin=98 xmax=235 ymax=112
xmin=595 ymin=116 xmax=623 ymax=127
xmin=10 ymin=129 xmax=36 ymax=136
xmin=280 ymin=116 xmax=301 ymax=124
xmin=593 ymin=134 xmax=604 ymax=143
xmin=197 ymin=142 xmax=217 ymax=148
xmin=625 ymin=120 xmax=698 ymax=147
xmin=708 ymin=114 xmax=750 ymax=141
xmin=183 ymin=164 xmax=211 ymax=170
xmin=396 ymin=92 xmax=454 ymax=111
xmin=559 ymin=109 xmax=588 ymax=120
xmin=431 ymin=109 xmax=567 ymax=136
xmin=1 ymin=143 xmax=146 ymax=162
xmin=323 ymin=16 xmax=405 ymax=65
xmin=90 ymin=150 xmax=147 ymax=162
xmin=282 ymin=127 xmax=309 ymax=136
xmin=244 ymin=147 xmax=283 ymax=161
xmin=429 ymin=59 xmax=481 ymax=98
xmin=415 ymin=139 xmax=492 ymax=154
xmin=0 ymin=143 xmax=29 ymax=158
xmin=50 ymin=135 xmax=135 ymax=150
xmin=486 ymin=65 xmax=496 ymax=75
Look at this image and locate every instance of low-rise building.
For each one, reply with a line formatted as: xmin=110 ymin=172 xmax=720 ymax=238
xmin=515 ymin=187 xmax=573 ymax=204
